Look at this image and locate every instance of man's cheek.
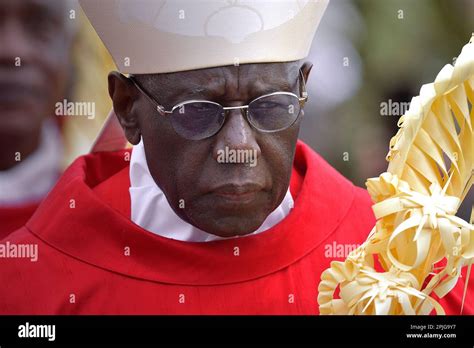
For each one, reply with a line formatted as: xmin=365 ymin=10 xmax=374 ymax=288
xmin=175 ymin=172 xmax=201 ymax=207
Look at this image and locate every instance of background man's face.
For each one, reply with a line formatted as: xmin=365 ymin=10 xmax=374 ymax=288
xmin=0 ymin=0 xmax=72 ymax=163
xmin=112 ymin=62 xmax=308 ymax=237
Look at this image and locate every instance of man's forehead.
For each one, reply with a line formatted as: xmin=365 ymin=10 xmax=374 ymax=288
xmin=157 ymin=62 xmax=296 ymax=79
xmin=138 ymin=62 xmax=299 ymax=94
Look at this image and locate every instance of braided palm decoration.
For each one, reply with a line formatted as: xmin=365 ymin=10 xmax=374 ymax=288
xmin=318 ymin=35 xmax=474 ymax=315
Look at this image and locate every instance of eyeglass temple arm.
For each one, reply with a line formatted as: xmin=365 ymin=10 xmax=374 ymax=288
xmin=298 ymin=69 xmax=308 ymax=106
xmin=128 ymin=75 xmax=171 ymax=115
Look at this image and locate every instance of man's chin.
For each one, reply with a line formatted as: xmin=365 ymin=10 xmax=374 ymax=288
xmin=182 ymin=192 xmax=275 ymax=238
xmin=191 ymin=214 xmax=268 ymax=239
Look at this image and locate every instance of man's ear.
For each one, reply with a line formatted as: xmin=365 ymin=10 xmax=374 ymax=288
xmin=300 ymin=61 xmax=313 ymax=84
xmin=298 ymin=61 xmax=313 ymax=120
xmin=108 ymin=71 xmax=141 ymax=145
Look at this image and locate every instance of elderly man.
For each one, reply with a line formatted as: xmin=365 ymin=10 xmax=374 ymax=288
xmin=0 ymin=0 xmax=471 ymax=315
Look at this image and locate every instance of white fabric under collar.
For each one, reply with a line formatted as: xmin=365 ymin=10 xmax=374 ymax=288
xmin=0 ymin=119 xmax=62 ymax=207
xmin=129 ymin=140 xmax=294 ymax=242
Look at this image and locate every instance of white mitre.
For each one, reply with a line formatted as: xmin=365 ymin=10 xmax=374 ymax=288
xmin=80 ymin=0 xmax=328 ymax=74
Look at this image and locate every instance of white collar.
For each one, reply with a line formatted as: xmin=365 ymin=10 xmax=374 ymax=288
xmin=0 ymin=120 xmax=62 ymax=207
xmin=129 ymin=140 xmax=294 ymax=242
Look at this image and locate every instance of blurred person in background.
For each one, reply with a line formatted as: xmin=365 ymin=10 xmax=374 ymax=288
xmin=0 ymin=0 xmax=76 ymax=238
xmin=0 ymin=0 xmax=113 ymax=239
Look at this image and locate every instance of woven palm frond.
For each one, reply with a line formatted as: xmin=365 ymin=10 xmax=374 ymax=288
xmin=318 ymin=35 xmax=474 ymax=315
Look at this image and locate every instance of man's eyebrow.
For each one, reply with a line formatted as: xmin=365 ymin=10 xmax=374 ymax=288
xmin=251 ymin=78 xmax=296 ymax=95
xmin=148 ymin=74 xmax=298 ymax=106
xmin=188 ymin=84 xmax=208 ymax=95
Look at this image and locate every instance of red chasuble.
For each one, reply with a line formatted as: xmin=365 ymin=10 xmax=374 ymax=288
xmin=0 ymin=141 xmax=471 ymax=314
xmin=0 ymin=204 xmax=38 ymax=241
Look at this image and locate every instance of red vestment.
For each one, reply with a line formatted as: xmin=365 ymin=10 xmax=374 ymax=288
xmin=0 ymin=204 xmax=38 ymax=240
xmin=0 ymin=141 xmax=471 ymax=314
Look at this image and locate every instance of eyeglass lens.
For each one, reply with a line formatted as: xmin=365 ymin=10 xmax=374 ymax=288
xmin=169 ymin=94 xmax=301 ymax=140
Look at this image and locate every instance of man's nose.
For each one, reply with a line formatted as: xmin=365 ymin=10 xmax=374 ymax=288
xmin=212 ymin=107 xmax=262 ymax=163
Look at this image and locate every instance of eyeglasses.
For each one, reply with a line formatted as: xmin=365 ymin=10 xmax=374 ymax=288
xmin=128 ymin=70 xmax=308 ymax=141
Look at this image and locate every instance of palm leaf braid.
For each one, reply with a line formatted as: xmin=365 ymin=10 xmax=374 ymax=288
xmin=318 ymin=35 xmax=474 ymax=315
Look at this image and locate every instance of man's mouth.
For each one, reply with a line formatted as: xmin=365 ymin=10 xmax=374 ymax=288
xmin=210 ymin=183 xmax=265 ymax=204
